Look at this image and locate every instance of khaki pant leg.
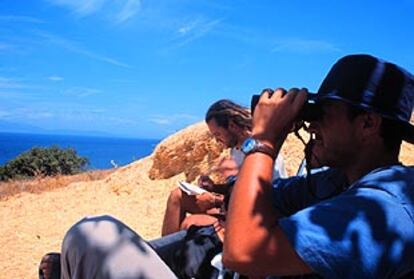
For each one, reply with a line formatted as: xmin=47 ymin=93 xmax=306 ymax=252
xmin=61 ymin=215 xmax=177 ymax=279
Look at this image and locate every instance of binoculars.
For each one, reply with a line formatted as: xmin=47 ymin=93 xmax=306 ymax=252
xmin=250 ymin=88 xmax=323 ymax=122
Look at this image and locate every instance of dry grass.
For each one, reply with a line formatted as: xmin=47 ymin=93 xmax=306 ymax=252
xmin=0 ymin=169 xmax=114 ymax=200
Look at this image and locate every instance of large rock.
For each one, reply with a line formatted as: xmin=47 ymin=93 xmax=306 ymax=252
xmin=149 ymin=121 xmax=310 ymax=181
xmin=149 ymin=122 xmax=227 ymax=182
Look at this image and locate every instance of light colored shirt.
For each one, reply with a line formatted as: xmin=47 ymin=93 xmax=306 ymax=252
xmin=230 ymin=147 xmax=287 ymax=179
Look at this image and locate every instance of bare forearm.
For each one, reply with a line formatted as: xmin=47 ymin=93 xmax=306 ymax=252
xmin=223 ymin=147 xmax=311 ymax=276
xmin=223 ymin=88 xmax=311 ymax=276
xmin=224 ymin=151 xmax=279 ymax=258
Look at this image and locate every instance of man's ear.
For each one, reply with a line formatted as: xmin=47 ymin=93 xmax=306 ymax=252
xmin=360 ymin=112 xmax=382 ymax=138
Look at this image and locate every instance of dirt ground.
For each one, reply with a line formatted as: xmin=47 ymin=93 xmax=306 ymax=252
xmin=0 ymin=156 xmax=186 ymax=279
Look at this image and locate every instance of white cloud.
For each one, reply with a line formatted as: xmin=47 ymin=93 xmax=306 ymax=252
xmin=63 ymin=87 xmax=101 ymax=97
xmin=56 ymin=107 xmax=139 ymax=126
xmin=150 ymin=117 xmax=171 ymax=125
xmin=178 ymin=20 xmax=200 ymax=35
xmin=174 ymin=113 xmax=199 ymax=120
xmin=271 ymin=38 xmax=341 ymax=53
xmin=10 ymin=107 xmax=55 ymax=120
xmin=48 ymin=75 xmax=64 ymax=81
xmin=149 ymin=113 xmax=198 ymax=126
xmin=36 ymin=31 xmax=131 ymax=68
xmin=115 ymin=0 xmax=142 ymax=23
xmin=27 ymin=111 xmax=55 ymax=119
xmin=173 ymin=18 xmax=222 ymax=48
xmin=0 ymin=104 xmax=139 ymax=130
xmin=46 ymin=0 xmax=142 ymax=23
xmin=106 ymin=116 xmax=138 ymax=125
xmin=50 ymin=107 xmax=138 ymax=125
xmin=46 ymin=0 xmax=106 ymax=16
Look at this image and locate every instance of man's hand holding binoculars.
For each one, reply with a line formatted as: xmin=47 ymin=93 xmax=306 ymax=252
xmin=251 ymin=88 xmax=308 ymax=151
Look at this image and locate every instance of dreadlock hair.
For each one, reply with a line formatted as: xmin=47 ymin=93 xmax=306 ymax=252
xmin=205 ymin=99 xmax=252 ymax=132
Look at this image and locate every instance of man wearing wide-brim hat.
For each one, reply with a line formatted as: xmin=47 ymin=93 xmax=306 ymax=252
xmin=224 ymin=54 xmax=414 ymax=278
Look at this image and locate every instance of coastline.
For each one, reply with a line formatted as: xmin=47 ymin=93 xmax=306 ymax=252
xmin=0 ymin=131 xmax=160 ymax=169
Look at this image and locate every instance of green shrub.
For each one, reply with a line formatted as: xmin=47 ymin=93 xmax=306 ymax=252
xmin=0 ymin=146 xmax=89 ymax=181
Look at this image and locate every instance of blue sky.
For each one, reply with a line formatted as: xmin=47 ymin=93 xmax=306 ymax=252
xmin=1 ymin=0 xmax=414 ymax=139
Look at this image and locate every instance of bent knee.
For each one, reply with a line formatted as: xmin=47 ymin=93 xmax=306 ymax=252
xmin=180 ymin=214 xmax=217 ymax=230
xmin=62 ymin=215 xmax=128 ymax=255
xmin=168 ymin=187 xmax=183 ymax=203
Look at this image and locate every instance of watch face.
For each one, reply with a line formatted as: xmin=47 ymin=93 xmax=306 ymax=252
xmin=241 ymin=138 xmax=257 ymax=154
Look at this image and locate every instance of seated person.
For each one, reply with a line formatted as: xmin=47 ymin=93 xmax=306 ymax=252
xmin=223 ymin=54 xmax=414 ymax=278
xmin=162 ymin=99 xmax=286 ymax=236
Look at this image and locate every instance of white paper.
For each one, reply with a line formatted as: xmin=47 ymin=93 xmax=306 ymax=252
xmin=178 ymin=181 xmax=207 ymax=196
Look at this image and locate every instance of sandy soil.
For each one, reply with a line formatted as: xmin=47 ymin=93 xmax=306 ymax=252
xmin=1 ymin=157 xmax=185 ymax=278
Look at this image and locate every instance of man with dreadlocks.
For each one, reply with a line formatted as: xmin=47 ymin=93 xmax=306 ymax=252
xmin=40 ymin=100 xmax=286 ymax=279
xmin=161 ymin=99 xmax=286 ymax=236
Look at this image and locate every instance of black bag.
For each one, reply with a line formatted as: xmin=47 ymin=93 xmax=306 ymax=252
xmin=174 ymin=224 xmax=223 ymax=279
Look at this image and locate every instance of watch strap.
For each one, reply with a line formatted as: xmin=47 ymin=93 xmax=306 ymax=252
xmin=251 ymin=142 xmax=276 ymax=159
xmin=244 ymin=138 xmax=276 ymax=159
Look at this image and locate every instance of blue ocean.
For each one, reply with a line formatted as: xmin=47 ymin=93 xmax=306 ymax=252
xmin=0 ymin=132 xmax=160 ymax=170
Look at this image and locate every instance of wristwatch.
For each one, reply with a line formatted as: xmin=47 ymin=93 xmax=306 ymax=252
xmin=240 ymin=137 xmax=276 ymax=159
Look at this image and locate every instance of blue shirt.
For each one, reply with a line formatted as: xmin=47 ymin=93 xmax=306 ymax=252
xmin=273 ymin=165 xmax=414 ymax=278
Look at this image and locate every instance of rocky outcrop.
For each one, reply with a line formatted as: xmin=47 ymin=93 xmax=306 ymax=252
xmin=149 ymin=122 xmax=228 ymax=182
xmin=148 ymin=121 xmax=313 ymax=182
